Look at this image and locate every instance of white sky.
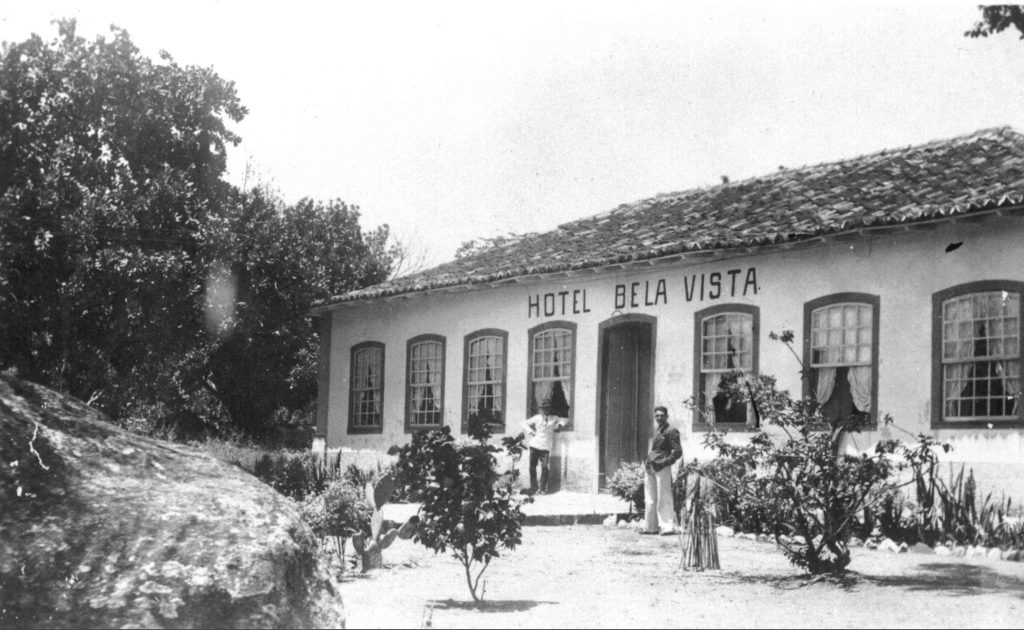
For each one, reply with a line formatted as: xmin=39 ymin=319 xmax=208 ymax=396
xmin=3 ymin=2 xmax=1024 ymax=268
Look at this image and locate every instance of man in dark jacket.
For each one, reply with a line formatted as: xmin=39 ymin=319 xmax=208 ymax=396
xmin=641 ymin=405 xmax=682 ymax=535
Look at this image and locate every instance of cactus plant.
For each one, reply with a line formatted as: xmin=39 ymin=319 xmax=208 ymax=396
xmin=350 ymin=474 xmax=417 ymax=571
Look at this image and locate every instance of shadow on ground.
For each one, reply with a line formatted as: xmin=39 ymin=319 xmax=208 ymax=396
xmin=863 ymin=563 xmax=1024 ymax=598
xmin=716 ymin=563 xmax=1024 ymax=598
xmin=429 ymin=598 xmax=557 ymax=613
xmin=616 ymin=547 xmax=661 ymax=556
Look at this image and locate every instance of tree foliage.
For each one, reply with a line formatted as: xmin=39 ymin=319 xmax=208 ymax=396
xmin=966 ymin=5 xmax=1024 ymax=39
xmin=1 ymin=20 xmax=243 ymax=410
xmin=687 ymin=333 xmax=949 ymax=575
xmin=454 ymin=232 xmax=536 ymax=259
xmin=0 ymin=21 xmax=393 ymax=439
xmin=199 ymin=191 xmax=392 ymax=434
xmin=390 ymin=420 xmax=529 ymax=603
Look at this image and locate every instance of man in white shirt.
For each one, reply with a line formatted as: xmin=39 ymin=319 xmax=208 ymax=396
xmin=523 ymin=398 xmax=566 ymax=495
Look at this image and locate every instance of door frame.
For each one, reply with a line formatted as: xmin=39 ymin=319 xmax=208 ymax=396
xmin=595 ymin=313 xmax=657 ymax=490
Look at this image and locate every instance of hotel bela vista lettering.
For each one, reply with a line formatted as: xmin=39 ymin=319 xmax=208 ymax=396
xmin=527 ymin=267 xmax=759 ymax=318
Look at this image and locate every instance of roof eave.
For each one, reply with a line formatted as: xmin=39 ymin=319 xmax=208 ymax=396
xmin=310 ymin=199 xmax=1024 ymax=314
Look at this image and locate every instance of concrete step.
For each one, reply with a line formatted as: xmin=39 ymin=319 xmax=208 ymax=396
xmin=382 ymin=491 xmax=632 ymax=527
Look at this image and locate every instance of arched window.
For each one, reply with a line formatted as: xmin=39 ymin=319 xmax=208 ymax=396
xmin=693 ymin=304 xmax=759 ymax=428
xmin=349 ymin=341 xmax=384 ymax=434
xmin=933 ymin=281 xmax=1023 ymax=427
xmin=463 ymin=329 xmax=508 ymax=433
xmin=406 ymin=334 xmax=445 ymax=431
xmin=803 ymin=294 xmax=880 ymax=425
xmin=527 ymin=322 xmax=576 ymax=426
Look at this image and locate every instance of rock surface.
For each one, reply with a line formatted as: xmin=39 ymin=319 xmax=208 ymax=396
xmin=0 ymin=373 xmax=342 ymax=628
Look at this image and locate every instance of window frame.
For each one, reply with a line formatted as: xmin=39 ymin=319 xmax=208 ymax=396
xmin=802 ymin=293 xmax=881 ymax=428
xmin=692 ymin=303 xmax=760 ymax=430
xmin=526 ymin=321 xmax=577 ymax=430
xmin=405 ymin=333 xmax=446 ymax=432
xmin=931 ymin=280 xmax=1024 ymax=429
xmin=348 ymin=341 xmax=385 ymax=435
xmin=462 ymin=328 xmax=509 ymax=433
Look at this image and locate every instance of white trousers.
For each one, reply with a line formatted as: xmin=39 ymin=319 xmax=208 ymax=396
xmin=644 ymin=466 xmax=676 ymax=533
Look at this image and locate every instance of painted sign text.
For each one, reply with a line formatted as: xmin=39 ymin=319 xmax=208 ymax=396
xmin=614 ymin=279 xmax=668 ymax=309
xmin=526 ymin=267 xmax=759 ymax=318
xmin=528 ymin=289 xmax=592 ymax=318
xmin=683 ymin=268 xmax=758 ymax=302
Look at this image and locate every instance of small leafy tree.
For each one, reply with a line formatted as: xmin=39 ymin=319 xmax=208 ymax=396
xmin=390 ymin=418 xmax=529 ymax=604
xmin=687 ymin=330 xmax=948 ymax=574
xmin=297 ymin=480 xmax=371 ymax=574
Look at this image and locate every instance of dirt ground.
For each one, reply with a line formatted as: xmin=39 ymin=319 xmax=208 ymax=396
xmin=334 ymin=525 xmax=1024 ymax=629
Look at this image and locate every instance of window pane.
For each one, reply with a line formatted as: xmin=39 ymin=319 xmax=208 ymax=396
xmin=529 ymin=328 xmax=573 ymax=417
xmin=810 ymin=302 xmax=873 ymax=368
xmin=409 ymin=340 xmax=443 ymax=426
xmin=857 ymin=346 xmax=871 ymax=363
xmin=352 ymin=346 xmax=383 ymax=428
xmin=701 ymin=312 xmax=754 ymax=374
xmin=942 ymin=291 xmax=1021 ymax=422
xmin=860 ymin=307 xmax=872 ymax=326
xmin=467 ymin=335 xmax=504 ymax=425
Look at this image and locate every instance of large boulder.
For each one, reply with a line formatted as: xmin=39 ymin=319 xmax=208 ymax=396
xmin=0 ymin=373 xmax=343 ymax=628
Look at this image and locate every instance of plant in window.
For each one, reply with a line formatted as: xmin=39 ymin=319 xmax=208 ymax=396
xmin=389 ymin=417 xmax=529 ymax=604
xmin=696 ymin=309 xmax=756 ymax=426
xmin=529 ymin=328 xmax=573 ymax=418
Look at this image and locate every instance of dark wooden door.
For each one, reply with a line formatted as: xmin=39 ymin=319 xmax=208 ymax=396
xmin=599 ymin=322 xmax=652 ymax=488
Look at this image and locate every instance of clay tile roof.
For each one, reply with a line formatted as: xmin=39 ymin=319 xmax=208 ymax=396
xmin=318 ymin=127 xmax=1024 ymax=307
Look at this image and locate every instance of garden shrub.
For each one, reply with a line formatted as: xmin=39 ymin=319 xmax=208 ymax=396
xmin=389 ymin=417 xmax=529 ymax=603
xmin=298 ymin=492 xmax=327 ymax=539
xmin=978 ymin=496 xmax=1024 ymax=549
xmin=873 ymin=463 xmax=1024 ymax=549
xmin=323 ymin=480 xmax=373 ymax=546
xmin=299 ymin=479 xmax=373 ymax=568
xmin=871 ymin=488 xmax=915 ymax=543
xmin=680 ymin=455 xmax=771 ymax=535
xmin=343 ymin=462 xmax=414 ymax=503
xmin=206 ymin=444 xmax=343 ymax=500
xmin=608 ymin=462 xmax=646 ymax=517
xmin=688 ymin=330 xmax=948 ymax=575
xmin=606 ymin=462 xmax=706 ymax=524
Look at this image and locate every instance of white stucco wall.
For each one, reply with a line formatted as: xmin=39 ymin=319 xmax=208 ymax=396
xmin=320 ymin=214 xmax=1024 ymax=497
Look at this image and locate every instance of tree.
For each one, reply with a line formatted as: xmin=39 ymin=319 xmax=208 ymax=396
xmin=0 ymin=21 xmax=396 ymax=440
xmin=199 ymin=190 xmax=393 ymax=435
xmin=390 ymin=420 xmax=529 ymax=604
xmin=386 ymin=232 xmax=430 ymax=280
xmin=686 ymin=332 xmax=948 ymax=575
xmin=0 ymin=20 xmax=245 ymax=421
xmin=454 ymin=232 xmax=536 ymax=259
xmin=966 ymin=5 xmax=1024 ymax=39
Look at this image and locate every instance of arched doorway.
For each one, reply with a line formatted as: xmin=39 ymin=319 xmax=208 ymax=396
xmin=597 ymin=314 xmax=656 ymax=489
